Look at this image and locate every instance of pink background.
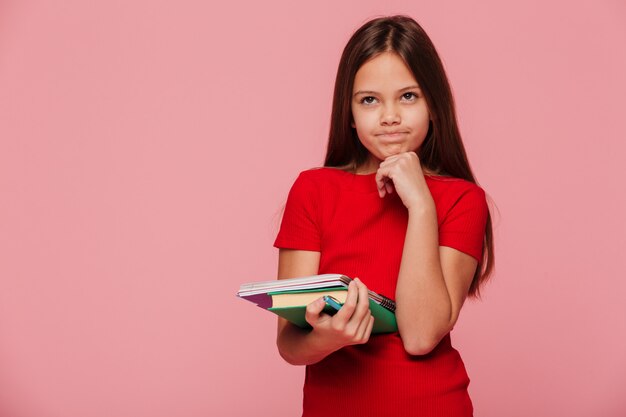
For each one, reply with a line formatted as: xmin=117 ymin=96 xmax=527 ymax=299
xmin=1 ymin=1 xmax=625 ymax=416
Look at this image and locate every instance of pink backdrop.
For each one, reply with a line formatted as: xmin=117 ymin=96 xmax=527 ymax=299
xmin=1 ymin=1 xmax=625 ymax=416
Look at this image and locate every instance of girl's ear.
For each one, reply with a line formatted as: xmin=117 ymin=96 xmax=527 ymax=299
xmin=351 ymin=120 xmax=355 ymax=128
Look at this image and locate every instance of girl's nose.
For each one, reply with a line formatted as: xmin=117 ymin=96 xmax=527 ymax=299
xmin=380 ymin=105 xmax=400 ymax=125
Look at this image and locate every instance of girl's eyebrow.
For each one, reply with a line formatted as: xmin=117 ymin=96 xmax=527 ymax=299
xmin=353 ymin=85 xmax=421 ymax=97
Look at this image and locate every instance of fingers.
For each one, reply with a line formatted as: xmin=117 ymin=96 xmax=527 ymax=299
xmin=376 ymin=171 xmax=394 ymax=198
xmin=304 ymin=297 xmax=326 ymax=327
xmin=355 ymin=312 xmax=374 ymax=343
xmin=333 ymin=279 xmax=358 ymax=323
xmin=352 ymin=278 xmax=371 ymax=321
xmin=335 ymin=278 xmax=368 ymax=324
xmin=364 ymin=315 xmax=375 ymax=340
xmin=341 ymin=278 xmax=372 ymax=344
xmin=347 ymin=278 xmax=372 ymax=336
xmin=375 ymin=171 xmax=388 ymax=198
xmin=311 ymin=277 xmax=374 ymax=348
xmin=376 ymin=153 xmax=423 ymax=198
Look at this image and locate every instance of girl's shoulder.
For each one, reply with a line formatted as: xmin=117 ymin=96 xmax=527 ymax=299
xmin=296 ymin=166 xmax=370 ymax=193
xmin=289 ymin=166 xmax=339 ymax=190
xmin=425 ymin=173 xmax=482 ymax=190
xmin=298 ymin=166 xmax=352 ymax=180
xmin=422 ymin=173 xmax=487 ymax=206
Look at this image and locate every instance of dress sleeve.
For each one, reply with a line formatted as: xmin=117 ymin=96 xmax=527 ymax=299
xmin=438 ymin=185 xmax=489 ymax=262
xmin=273 ymin=172 xmax=321 ymax=252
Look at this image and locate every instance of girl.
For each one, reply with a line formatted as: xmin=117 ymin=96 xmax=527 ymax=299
xmin=273 ymin=14 xmax=495 ymax=417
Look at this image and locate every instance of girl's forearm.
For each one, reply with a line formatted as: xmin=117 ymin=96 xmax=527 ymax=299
xmin=276 ymin=321 xmax=338 ymax=366
xmin=395 ymin=205 xmax=452 ymax=355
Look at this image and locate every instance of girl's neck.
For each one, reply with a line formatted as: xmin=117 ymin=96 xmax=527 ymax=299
xmin=349 ymin=164 xmax=440 ymax=176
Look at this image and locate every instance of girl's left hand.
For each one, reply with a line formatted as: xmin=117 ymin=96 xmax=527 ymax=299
xmin=375 ymin=152 xmax=435 ymax=211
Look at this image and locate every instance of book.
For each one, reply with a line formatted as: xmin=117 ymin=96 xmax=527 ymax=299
xmin=237 ymin=273 xmax=397 ymax=333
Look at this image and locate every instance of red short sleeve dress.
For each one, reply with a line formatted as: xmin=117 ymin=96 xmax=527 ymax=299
xmin=273 ymin=167 xmax=489 ymax=417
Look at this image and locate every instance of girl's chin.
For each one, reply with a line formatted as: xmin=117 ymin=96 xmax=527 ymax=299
xmin=366 ymin=145 xmax=418 ymax=163
xmin=379 ymin=148 xmax=408 ymax=158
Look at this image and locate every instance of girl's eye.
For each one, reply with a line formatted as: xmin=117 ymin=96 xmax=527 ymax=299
xmin=359 ymin=92 xmax=418 ymax=105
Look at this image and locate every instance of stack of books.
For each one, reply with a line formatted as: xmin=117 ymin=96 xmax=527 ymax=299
xmin=237 ymin=273 xmax=397 ymax=333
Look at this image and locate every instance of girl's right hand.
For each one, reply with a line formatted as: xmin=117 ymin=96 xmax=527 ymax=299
xmin=304 ymin=277 xmax=375 ymax=352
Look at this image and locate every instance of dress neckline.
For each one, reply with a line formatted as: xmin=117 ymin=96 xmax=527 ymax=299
xmin=322 ymin=166 xmax=447 ymax=178
xmin=319 ymin=167 xmax=447 ymax=194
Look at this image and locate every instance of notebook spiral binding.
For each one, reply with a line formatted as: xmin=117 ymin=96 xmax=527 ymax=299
xmin=378 ymin=296 xmax=396 ymax=313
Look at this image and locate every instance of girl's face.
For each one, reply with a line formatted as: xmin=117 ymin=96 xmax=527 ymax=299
xmin=351 ymin=51 xmax=431 ymax=172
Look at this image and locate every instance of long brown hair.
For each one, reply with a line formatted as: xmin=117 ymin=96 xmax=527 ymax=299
xmin=324 ymin=15 xmax=495 ymax=299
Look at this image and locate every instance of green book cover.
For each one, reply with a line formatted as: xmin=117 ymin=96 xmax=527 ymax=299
xmin=268 ymin=292 xmax=397 ymax=334
xmin=238 ymin=274 xmax=398 ymax=334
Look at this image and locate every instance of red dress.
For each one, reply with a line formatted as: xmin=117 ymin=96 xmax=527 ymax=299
xmin=274 ymin=167 xmax=489 ymax=417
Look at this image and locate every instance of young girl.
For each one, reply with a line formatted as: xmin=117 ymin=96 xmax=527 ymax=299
xmin=273 ymin=15 xmax=494 ymax=417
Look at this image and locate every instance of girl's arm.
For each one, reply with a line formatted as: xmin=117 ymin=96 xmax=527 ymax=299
xmin=374 ymin=152 xmax=479 ymax=356
xmin=276 ymin=248 xmax=375 ymax=365
xmin=395 ymin=205 xmax=478 ymax=355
